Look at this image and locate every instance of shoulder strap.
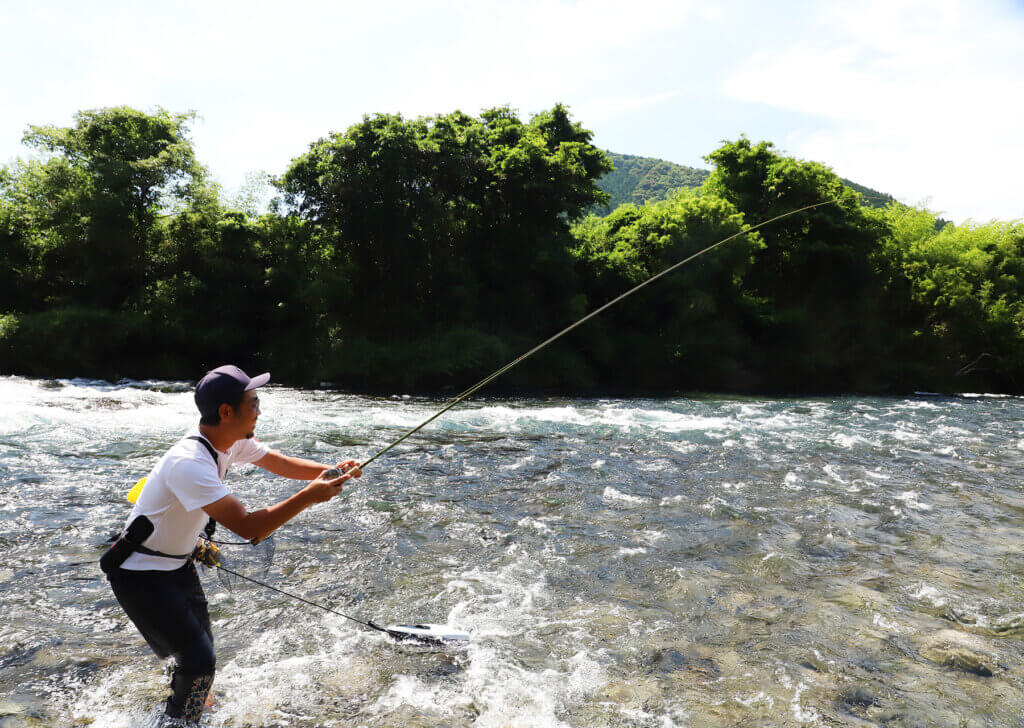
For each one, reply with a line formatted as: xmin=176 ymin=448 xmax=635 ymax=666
xmin=187 ymin=435 xmax=220 ymax=465
xmin=186 ymin=436 xmax=221 ymax=539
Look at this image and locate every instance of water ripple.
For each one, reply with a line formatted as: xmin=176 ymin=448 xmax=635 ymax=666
xmin=1 ymin=377 xmax=1023 ymax=725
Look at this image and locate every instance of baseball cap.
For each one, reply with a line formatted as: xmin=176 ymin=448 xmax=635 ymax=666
xmin=195 ymin=365 xmax=270 ymax=420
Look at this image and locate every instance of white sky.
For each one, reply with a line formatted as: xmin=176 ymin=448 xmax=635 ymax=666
xmin=2 ymin=0 xmax=1021 ymax=223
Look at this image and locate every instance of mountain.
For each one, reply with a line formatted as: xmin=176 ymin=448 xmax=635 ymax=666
xmin=593 ymin=153 xmax=709 ymax=213
xmin=593 ymin=151 xmax=896 ymax=215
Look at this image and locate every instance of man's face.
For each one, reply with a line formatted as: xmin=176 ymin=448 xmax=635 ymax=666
xmin=232 ymin=390 xmax=261 ymax=439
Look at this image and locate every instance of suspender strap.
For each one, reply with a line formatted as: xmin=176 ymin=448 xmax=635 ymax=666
xmin=186 ymin=435 xmax=220 ymax=541
xmin=108 ymin=437 xmax=224 ymax=566
xmin=187 ymin=435 xmax=220 ymax=466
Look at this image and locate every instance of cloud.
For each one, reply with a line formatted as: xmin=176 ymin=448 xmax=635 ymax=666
xmin=723 ymin=0 xmax=1024 ymax=222
xmin=575 ymin=91 xmax=683 ymax=124
xmin=5 ymin=0 xmax=1018 ymax=223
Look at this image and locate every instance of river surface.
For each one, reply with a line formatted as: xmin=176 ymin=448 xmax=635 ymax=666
xmin=1 ymin=376 xmax=1023 ymax=727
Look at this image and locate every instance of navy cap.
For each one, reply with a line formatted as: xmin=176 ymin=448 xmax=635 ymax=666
xmin=194 ymin=365 xmax=270 ymax=420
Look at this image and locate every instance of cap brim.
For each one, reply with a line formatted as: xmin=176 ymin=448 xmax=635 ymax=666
xmin=245 ymin=372 xmax=271 ymax=390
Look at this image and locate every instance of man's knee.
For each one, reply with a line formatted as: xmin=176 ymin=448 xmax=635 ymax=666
xmin=176 ymin=633 xmax=215 ymax=676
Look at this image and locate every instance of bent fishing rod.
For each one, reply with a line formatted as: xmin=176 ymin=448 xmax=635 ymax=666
xmin=356 ymin=195 xmax=858 ymax=470
xmin=224 ymin=194 xmax=870 ymax=644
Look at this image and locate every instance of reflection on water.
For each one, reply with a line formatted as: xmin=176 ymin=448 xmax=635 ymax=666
xmin=1 ymin=376 xmax=1023 ymax=726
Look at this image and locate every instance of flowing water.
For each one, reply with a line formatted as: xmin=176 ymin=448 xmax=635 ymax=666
xmin=1 ymin=376 xmax=1023 ymax=727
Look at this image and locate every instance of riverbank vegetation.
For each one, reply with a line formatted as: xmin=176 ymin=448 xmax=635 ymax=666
xmin=1 ymin=106 xmax=1021 ymax=393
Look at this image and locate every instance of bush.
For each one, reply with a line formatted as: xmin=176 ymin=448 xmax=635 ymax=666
xmin=0 ymin=307 xmax=156 ymax=379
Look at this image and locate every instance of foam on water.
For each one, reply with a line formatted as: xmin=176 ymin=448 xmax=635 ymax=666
xmin=3 ymin=379 xmax=1024 ymax=726
xmin=895 ymin=490 xmax=932 ymax=511
xmin=912 ymin=583 xmax=949 ymax=607
xmin=602 ymin=486 xmax=646 ymax=505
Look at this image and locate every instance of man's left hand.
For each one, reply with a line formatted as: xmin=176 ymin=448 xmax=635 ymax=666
xmin=336 ymin=459 xmax=363 ymax=479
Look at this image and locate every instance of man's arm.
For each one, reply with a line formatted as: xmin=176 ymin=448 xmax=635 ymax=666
xmin=255 ymin=450 xmax=332 ymax=480
xmin=203 ymin=470 xmax=353 ymax=542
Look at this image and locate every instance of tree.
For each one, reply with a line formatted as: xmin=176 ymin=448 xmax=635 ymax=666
xmin=4 ymin=107 xmax=206 ymax=310
xmin=703 ymin=137 xmax=898 ymax=391
xmin=0 ymin=107 xmax=218 ymax=378
xmin=279 ymin=104 xmax=611 ymax=389
xmin=884 ymin=205 xmax=1024 ymax=390
xmin=571 ymin=191 xmax=760 ymax=390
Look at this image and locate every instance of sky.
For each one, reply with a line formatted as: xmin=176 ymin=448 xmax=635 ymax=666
xmin=1 ymin=0 xmax=1021 ymax=223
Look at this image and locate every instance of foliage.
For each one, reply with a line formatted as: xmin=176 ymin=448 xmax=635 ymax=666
xmin=1 ymin=105 xmax=1023 ymax=394
xmin=571 ymin=192 xmax=761 ymax=389
xmin=0 ymin=108 xmax=207 ymax=315
xmin=0 ymin=307 xmax=153 ymax=379
xmin=590 ymin=150 xmax=896 ymax=219
xmin=591 ymin=152 xmax=709 ymax=214
xmin=883 ymin=205 xmax=1024 ymax=390
xmin=702 ymin=137 xmax=906 ymax=391
xmin=278 ymin=104 xmax=611 ymax=388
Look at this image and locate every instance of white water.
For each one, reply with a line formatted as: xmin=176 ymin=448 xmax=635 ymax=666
xmin=2 ymin=376 xmax=1024 ymax=726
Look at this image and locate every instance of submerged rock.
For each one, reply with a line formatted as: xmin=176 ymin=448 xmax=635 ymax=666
xmin=0 ymin=700 xmax=26 ymax=716
xmin=948 ymin=609 xmax=1024 ymax=638
xmin=601 ymin=676 xmax=662 ymax=707
xmin=918 ymin=630 xmax=1001 ymax=677
xmin=989 ymin=613 xmax=1024 ymax=637
xmin=873 ymin=710 xmax=934 ymax=728
xmin=648 ymin=648 xmax=722 ymax=679
xmin=838 ymin=685 xmax=877 ymax=709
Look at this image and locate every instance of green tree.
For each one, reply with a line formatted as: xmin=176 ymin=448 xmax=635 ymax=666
xmin=884 ymin=205 xmax=1024 ymax=390
xmin=571 ymin=191 xmax=760 ymax=390
xmin=16 ymin=107 xmax=206 ymax=309
xmin=279 ymin=104 xmax=610 ymax=389
xmin=591 ymin=152 xmax=709 ymax=214
xmin=0 ymin=107 xmax=219 ymax=378
xmin=703 ymin=137 xmax=898 ymax=391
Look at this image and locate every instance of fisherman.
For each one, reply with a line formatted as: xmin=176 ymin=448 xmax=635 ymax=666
xmin=101 ymin=365 xmax=361 ymax=725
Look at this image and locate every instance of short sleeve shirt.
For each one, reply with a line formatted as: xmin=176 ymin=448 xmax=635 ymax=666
xmin=121 ymin=430 xmax=270 ymax=570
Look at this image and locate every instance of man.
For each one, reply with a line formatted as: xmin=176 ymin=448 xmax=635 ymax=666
xmin=102 ymin=365 xmax=361 ymax=725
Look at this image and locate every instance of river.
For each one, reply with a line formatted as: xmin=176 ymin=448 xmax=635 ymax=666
xmin=1 ymin=376 xmax=1023 ymax=727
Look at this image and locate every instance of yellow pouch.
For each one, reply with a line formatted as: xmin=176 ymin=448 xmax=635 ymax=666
xmin=127 ymin=478 xmax=146 ymax=504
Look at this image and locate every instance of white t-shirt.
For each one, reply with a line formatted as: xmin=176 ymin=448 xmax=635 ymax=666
xmin=121 ymin=430 xmax=271 ymax=571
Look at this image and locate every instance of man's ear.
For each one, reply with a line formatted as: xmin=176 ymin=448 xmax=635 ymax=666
xmin=218 ymin=402 xmax=234 ymax=422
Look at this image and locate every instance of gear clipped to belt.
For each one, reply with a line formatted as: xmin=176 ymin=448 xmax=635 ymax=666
xmin=192 ymin=539 xmax=221 ymax=569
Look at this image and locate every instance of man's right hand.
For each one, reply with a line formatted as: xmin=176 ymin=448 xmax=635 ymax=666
xmin=302 ymin=468 xmax=352 ymax=503
xmin=205 ymin=468 xmax=354 ymax=542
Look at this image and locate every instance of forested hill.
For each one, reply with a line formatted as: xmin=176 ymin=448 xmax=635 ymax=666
xmin=595 ymin=151 xmax=895 ymax=214
xmin=593 ymin=153 xmax=709 ymax=213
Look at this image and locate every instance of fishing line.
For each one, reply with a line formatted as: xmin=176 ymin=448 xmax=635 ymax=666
xmin=212 ymin=561 xmax=372 ymax=630
xmin=223 ymin=193 xmax=881 ymax=644
xmin=357 ymin=195 xmax=861 ymax=470
xmin=210 ymin=560 xmax=465 ymax=645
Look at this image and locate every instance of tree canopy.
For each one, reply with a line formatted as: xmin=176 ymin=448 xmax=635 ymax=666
xmin=277 ymin=105 xmax=611 ymax=388
xmin=1 ymin=106 xmax=1021 ymax=394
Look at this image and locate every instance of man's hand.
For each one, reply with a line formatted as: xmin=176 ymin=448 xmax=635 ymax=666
xmin=302 ymin=468 xmax=353 ymax=503
xmin=336 ymin=459 xmax=363 ymax=480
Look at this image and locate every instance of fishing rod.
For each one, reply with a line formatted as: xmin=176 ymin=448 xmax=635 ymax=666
xmin=228 ymin=193 xmax=876 ymax=644
xmin=356 ymin=195 xmax=858 ymax=471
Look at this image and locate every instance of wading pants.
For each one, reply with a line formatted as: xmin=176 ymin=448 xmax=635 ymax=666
xmin=107 ymin=562 xmax=214 ymax=723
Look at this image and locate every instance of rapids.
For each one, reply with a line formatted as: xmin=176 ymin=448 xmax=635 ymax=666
xmin=1 ymin=376 xmax=1023 ymax=727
